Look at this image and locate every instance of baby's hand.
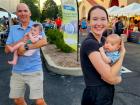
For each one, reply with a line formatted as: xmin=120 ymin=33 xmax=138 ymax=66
xmin=22 ymin=35 xmax=28 ymax=42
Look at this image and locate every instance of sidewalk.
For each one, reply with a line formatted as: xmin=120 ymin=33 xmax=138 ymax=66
xmin=0 ymin=42 xmax=140 ymax=105
xmin=41 ymin=42 xmax=140 ymax=105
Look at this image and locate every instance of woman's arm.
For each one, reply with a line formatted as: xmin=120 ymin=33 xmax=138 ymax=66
xmin=99 ymin=47 xmax=111 ymax=64
xmin=88 ymin=41 xmax=125 ymax=85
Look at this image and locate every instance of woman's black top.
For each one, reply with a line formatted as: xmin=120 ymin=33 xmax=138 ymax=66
xmin=80 ymin=32 xmax=112 ymax=86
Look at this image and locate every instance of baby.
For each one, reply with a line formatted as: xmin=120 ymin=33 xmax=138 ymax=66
xmin=7 ymin=23 xmax=43 ymax=65
xmin=99 ymin=34 xmax=121 ymax=66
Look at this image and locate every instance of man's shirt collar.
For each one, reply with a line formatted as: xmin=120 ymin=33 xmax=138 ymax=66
xmin=18 ymin=20 xmax=34 ymax=30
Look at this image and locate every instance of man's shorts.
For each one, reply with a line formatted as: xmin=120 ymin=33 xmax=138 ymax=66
xmin=9 ymin=71 xmax=44 ymax=99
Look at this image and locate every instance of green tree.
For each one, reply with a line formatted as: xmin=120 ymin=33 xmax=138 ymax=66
xmin=57 ymin=5 xmax=62 ymax=18
xmin=41 ymin=0 xmax=58 ymax=22
xmin=20 ymin=0 xmax=41 ymax=21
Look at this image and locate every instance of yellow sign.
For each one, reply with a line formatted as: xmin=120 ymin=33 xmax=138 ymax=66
xmin=61 ymin=0 xmax=78 ymax=51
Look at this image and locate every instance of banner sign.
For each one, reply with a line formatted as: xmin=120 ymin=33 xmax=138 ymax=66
xmin=61 ymin=0 xmax=78 ymax=51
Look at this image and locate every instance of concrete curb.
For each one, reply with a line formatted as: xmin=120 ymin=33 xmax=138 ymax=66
xmin=41 ymin=46 xmax=83 ymax=76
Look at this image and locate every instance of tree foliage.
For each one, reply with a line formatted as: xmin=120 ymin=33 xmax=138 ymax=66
xmin=20 ymin=0 xmax=41 ymax=21
xmin=57 ymin=5 xmax=62 ymax=18
xmin=41 ymin=0 xmax=58 ymax=22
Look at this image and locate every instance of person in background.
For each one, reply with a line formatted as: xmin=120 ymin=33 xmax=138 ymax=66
xmin=129 ymin=17 xmax=135 ymax=30
xmin=55 ymin=16 xmax=62 ymax=30
xmin=137 ymin=20 xmax=140 ymax=31
xmin=133 ymin=20 xmax=138 ymax=32
xmin=5 ymin=3 xmax=47 ymax=105
xmin=80 ymin=5 xmax=126 ymax=105
xmin=115 ymin=17 xmax=124 ymax=36
xmin=81 ymin=17 xmax=87 ymax=32
xmin=12 ymin=17 xmax=19 ymax=25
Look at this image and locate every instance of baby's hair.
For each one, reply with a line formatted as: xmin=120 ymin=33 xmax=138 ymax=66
xmin=108 ymin=34 xmax=122 ymax=45
xmin=32 ymin=23 xmax=43 ymax=32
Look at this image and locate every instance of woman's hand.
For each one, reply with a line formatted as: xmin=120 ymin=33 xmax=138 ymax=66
xmin=99 ymin=47 xmax=104 ymax=53
xmin=120 ymin=40 xmax=126 ymax=57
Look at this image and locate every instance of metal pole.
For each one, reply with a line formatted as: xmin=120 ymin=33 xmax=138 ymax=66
xmin=76 ymin=0 xmax=80 ymax=62
xmin=39 ymin=0 xmax=41 ymax=21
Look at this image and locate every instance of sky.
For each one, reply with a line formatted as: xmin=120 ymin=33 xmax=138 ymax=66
xmin=54 ymin=0 xmax=61 ymax=5
xmin=54 ymin=0 xmax=82 ymax=5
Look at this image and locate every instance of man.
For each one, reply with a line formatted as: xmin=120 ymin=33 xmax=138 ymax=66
xmin=5 ymin=3 xmax=47 ymax=105
xmin=55 ymin=16 xmax=62 ymax=30
xmin=115 ymin=17 xmax=124 ymax=36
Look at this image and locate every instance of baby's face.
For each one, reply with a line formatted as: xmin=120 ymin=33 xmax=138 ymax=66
xmin=30 ymin=26 xmax=40 ymax=36
xmin=104 ymin=37 xmax=120 ymax=52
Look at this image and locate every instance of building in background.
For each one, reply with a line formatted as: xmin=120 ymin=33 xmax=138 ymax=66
xmin=79 ymin=0 xmax=140 ymax=20
xmin=0 ymin=0 xmax=20 ymax=12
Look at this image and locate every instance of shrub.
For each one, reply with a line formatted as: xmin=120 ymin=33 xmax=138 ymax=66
xmin=46 ymin=29 xmax=75 ymax=53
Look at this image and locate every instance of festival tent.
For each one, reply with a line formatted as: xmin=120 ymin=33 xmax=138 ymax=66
xmin=107 ymin=6 xmax=121 ymax=16
xmin=0 ymin=11 xmax=8 ymax=18
xmin=116 ymin=2 xmax=140 ymax=16
xmin=132 ymin=8 xmax=140 ymax=16
xmin=11 ymin=13 xmax=17 ymax=18
xmin=0 ymin=11 xmax=17 ymax=18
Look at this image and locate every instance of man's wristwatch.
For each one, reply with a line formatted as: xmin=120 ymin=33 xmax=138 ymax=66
xmin=24 ymin=44 xmax=29 ymax=50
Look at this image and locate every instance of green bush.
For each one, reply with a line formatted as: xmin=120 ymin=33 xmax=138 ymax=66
xmin=46 ymin=29 xmax=75 ymax=53
xmin=46 ymin=29 xmax=57 ymax=44
xmin=60 ymin=43 xmax=75 ymax=53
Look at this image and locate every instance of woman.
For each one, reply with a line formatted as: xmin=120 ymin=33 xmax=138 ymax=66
xmin=80 ymin=5 xmax=126 ymax=105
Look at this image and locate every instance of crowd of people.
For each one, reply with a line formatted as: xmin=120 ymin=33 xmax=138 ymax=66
xmin=79 ymin=13 xmax=140 ymax=40
xmin=0 ymin=16 xmax=19 ymax=31
xmin=0 ymin=15 xmax=19 ymax=46
xmin=42 ymin=16 xmax=62 ymax=31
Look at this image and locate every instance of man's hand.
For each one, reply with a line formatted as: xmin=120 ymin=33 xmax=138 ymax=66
xmin=21 ymin=34 xmax=29 ymax=43
xmin=17 ymin=45 xmax=26 ymax=55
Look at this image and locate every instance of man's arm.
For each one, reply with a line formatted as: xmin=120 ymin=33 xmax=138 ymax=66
xmin=17 ymin=37 xmax=47 ymax=55
xmin=5 ymin=35 xmax=28 ymax=53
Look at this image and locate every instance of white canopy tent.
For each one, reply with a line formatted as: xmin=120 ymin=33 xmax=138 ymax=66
xmin=107 ymin=6 xmax=121 ymax=16
xmin=0 ymin=11 xmax=8 ymax=18
xmin=0 ymin=11 xmax=17 ymax=18
xmin=11 ymin=13 xmax=17 ymax=18
xmin=109 ymin=8 xmax=122 ymax=16
xmin=132 ymin=8 xmax=140 ymax=16
xmin=107 ymin=6 xmax=120 ymax=14
xmin=110 ymin=3 xmax=140 ymax=16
